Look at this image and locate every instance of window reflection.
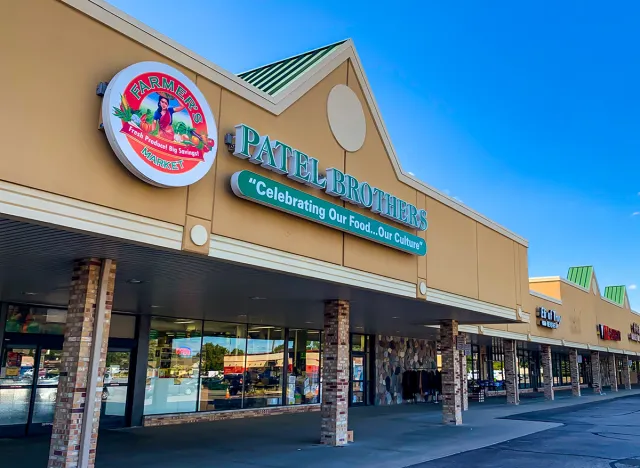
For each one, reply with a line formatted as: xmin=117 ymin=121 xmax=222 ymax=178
xmin=199 ymin=322 xmax=247 ymax=411
xmin=286 ymin=330 xmax=321 ymax=405
xmin=244 ymin=327 xmax=284 ymax=408
xmin=144 ymin=317 xmax=202 ymax=415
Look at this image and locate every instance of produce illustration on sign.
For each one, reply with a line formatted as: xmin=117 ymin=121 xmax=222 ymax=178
xmin=102 ymin=62 xmax=218 ymax=187
xmin=629 ymin=323 xmax=640 ymax=342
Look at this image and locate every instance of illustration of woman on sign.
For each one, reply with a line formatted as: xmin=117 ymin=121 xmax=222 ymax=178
xmin=152 ymin=93 xmax=186 ymax=140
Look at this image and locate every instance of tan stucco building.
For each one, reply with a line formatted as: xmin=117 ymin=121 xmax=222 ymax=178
xmin=1 ymin=1 xmax=639 ymax=466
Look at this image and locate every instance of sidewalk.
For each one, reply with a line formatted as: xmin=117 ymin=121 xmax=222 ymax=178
xmin=3 ymin=388 xmax=639 ymax=468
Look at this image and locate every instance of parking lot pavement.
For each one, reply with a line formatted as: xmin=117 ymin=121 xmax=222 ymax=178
xmin=411 ymin=395 xmax=640 ymax=468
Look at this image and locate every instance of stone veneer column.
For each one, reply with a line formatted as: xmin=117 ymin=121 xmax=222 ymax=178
xmin=321 ymin=300 xmax=350 ymax=446
xmin=591 ymin=351 xmax=601 ymax=394
xmin=540 ymin=344 xmax=554 ymax=401
xmin=48 ymin=258 xmax=117 ymax=468
xmin=459 ymin=333 xmax=468 ymax=411
xmin=569 ymin=349 xmax=581 ymax=397
xmin=504 ymin=339 xmax=519 ymax=405
xmin=622 ymin=356 xmax=632 ymax=390
xmin=440 ymin=320 xmax=461 ymax=425
xmin=608 ymin=354 xmax=618 ymax=392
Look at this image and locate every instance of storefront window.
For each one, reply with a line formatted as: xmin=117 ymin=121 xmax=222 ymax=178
xmin=488 ymin=338 xmax=505 ymax=390
xmin=144 ymin=317 xmax=202 ymax=415
xmin=286 ymin=329 xmax=321 ymax=405
xmin=244 ymin=326 xmax=285 ymax=408
xmin=199 ymin=322 xmax=247 ymax=412
xmin=4 ymin=306 xmax=66 ymax=335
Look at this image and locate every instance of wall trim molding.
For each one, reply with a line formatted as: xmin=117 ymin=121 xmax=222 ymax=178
xmin=588 ymin=345 xmax=608 ymax=352
xmin=0 ymin=181 xmax=183 ymax=250
xmin=426 ymin=288 xmax=518 ymax=321
xmin=478 ymin=327 xmax=528 ymax=341
xmin=529 ymin=290 xmax=563 ymax=305
xmin=562 ymin=340 xmax=589 ymax=350
xmin=529 ymin=276 xmax=591 ymax=294
xmin=56 ymin=0 xmax=528 ymax=247
xmin=209 ymin=234 xmax=416 ymax=298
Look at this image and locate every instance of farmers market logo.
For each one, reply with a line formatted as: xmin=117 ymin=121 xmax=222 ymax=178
xmin=102 ymin=62 xmax=217 ymax=187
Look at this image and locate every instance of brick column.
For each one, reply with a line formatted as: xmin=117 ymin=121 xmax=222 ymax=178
xmin=440 ymin=320 xmax=461 ymax=425
xmin=48 ymin=258 xmax=117 ymax=468
xmin=591 ymin=351 xmax=601 ymax=394
xmin=459 ymin=333 xmax=468 ymax=411
xmin=321 ymin=300 xmax=349 ymax=446
xmin=608 ymin=355 xmax=618 ymax=392
xmin=540 ymin=345 xmax=554 ymax=401
xmin=623 ymin=356 xmax=632 ymax=390
xmin=504 ymin=339 xmax=519 ymax=405
xmin=569 ymin=349 xmax=581 ymax=397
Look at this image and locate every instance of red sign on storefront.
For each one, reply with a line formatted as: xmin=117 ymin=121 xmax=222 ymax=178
xmin=597 ymin=324 xmax=621 ymax=341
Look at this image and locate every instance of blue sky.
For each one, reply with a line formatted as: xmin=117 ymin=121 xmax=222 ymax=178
xmin=107 ymin=0 xmax=640 ymax=306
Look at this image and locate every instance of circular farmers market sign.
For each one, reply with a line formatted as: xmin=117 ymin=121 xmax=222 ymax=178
xmin=102 ymin=62 xmax=217 ymax=187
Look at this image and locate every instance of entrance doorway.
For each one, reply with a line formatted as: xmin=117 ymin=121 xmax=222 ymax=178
xmin=100 ymin=349 xmax=132 ymax=428
xmin=0 ymin=342 xmax=63 ymax=437
xmin=349 ymin=334 xmax=372 ymax=406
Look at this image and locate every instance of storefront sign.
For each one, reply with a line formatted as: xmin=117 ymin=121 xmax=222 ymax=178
xmin=231 ymin=170 xmax=426 ymax=255
xmin=598 ymin=324 xmax=621 ymax=341
xmin=102 ymin=62 xmax=217 ymax=187
xmin=629 ymin=323 xmax=640 ymax=342
xmin=537 ymin=306 xmax=561 ymax=329
xmin=229 ymin=124 xmax=428 ymax=255
xmin=232 ymin=125 xmax=427 ymax=231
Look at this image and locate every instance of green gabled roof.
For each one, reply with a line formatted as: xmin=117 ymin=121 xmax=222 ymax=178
xmin=567 ymin=266 xmax=594 ymax=289
xmin=238 ymin=40 xmax=347 ymax=96
xmin=604 ymin=286 xmax=626 ymax=306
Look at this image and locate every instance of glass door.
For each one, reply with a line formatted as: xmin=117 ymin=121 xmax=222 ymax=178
xmin=30 ymin=348 xmax=63 ymax=434
xmin=101 ymin=349 xmax=132 ymax=428
xmin=0 ymin=346 xmax=36 ymax=437
xmin=350 ymin=354 xmax=366 ymax=405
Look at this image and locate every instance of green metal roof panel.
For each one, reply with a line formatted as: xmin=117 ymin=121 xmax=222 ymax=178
xmin=238 ymin=40 xmax=347 ymax=96
xmin=567 ymin=266 xmax=593 ymax=289
xmin=604 ymin=286 xmax=626 ymax=305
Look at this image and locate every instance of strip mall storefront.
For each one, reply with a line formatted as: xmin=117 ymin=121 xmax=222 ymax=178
xmin=1 ymin=1 xmax=640 ymax=467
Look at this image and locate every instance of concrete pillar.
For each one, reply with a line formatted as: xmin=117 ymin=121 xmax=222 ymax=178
xmin=591 ymin=351 xmax=602 ymax=394
xmin=440 ymin=320 xmax=461 ymax=425
xmin=320 ymin=300 xmax=350 ymax=446
xmin=623 ymin=356 xmax=632 ymax=390
xmin=569 ymin=349 xmax=581 ymax=397
xmin=504 ymin=339 xmax=519 ymax=405
xmin=48 ymin=258 xmax=117 ymax=468
xmin=540 ymin=344 xmax=554 ymax=401
xmin=459 ymin=333 xmax=468 ymax=411
xmin=609 ymin=355 xmax=618 ymax=392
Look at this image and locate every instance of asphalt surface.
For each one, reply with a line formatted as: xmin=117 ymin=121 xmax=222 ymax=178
xmin=412 ymin=395 xmax=640 ymax=468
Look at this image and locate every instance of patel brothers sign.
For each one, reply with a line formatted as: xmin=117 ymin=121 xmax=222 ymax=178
xmin=229 ymin=124 xmax=428 ymax=255
xmin=103 ymin=62 xmax=217 ymax=187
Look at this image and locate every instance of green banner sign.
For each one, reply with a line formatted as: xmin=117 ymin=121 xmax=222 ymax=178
xmin=231 ymin=170 xmax=426 ymax=256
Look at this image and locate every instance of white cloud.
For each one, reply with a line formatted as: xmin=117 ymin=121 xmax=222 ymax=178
xmin=633 ymin=212 xmax=640 ymax=216
xmin=629 ymin=284 xmax=637 ymax=290
xmin=407 ymin=171 xmax=415 ymax=176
